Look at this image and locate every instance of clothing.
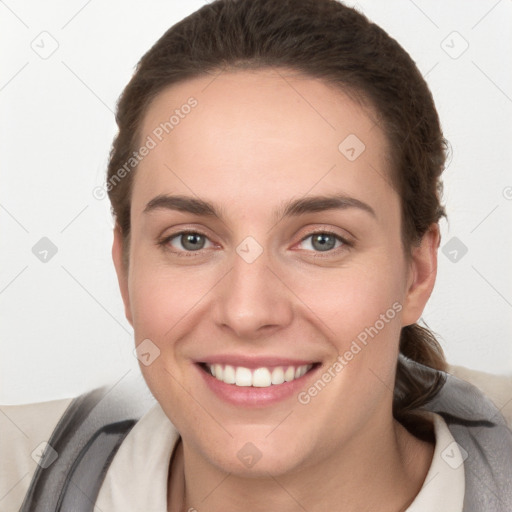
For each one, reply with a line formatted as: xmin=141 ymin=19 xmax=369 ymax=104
xmin=0 ymin=396 xmax=72 ymax=511
xmin=1 ymin=363 xmax=511 ymax=512
xmin=95 ymin=404 xmax=465 ymax=512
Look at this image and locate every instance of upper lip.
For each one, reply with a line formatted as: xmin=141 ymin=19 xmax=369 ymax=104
xmin=196 ymin=355 xmax=319 ymax=369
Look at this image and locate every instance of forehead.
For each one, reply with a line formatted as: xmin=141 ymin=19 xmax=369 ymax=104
xmin=133 ymin=68 xmax=395 ymax=218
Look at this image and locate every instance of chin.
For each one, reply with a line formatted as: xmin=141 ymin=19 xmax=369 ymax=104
xmin=194 ymin=430 xmax=311 ymax=478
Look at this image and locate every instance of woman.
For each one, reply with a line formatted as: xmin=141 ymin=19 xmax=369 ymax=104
xmin=2 ymin=1 xmax=512 ymax=511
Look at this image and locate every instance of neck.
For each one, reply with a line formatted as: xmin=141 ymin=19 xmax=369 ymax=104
xmin=168 ymin=417 xmax=434 ymax=512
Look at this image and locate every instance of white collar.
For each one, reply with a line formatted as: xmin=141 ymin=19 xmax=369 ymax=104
xmin=95 ymin=405 xmax=464 ymax=511
xmin=405 ymin=411 xmax=465 ymax=511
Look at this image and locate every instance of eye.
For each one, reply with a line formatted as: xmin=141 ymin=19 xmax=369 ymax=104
xmin=161 ymin=231 xmax=214 ymax=253
xmin=297 ymin=231 xmax=348 ymax=253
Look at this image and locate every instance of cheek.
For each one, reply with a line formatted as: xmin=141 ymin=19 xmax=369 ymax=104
xmin=127 ymin=240 xmax=211 ymax=334
xmin=297 ymin=257 xmax=406 ymax=340
xmin=129 ymin=270 xmax=201 ymax=344
xmin=297 ymin=254 xmax=407 ymax=398
xmin=126 ymin=256 xmax=207 ymax=422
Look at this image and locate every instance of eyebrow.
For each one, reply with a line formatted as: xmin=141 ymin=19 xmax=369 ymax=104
xmin=143 ymin=193 xmax=376 ymax=221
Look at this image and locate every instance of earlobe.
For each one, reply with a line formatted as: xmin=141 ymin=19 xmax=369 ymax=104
xmin=401 ymin=224 xmax=440 ymax=326
xmin=112 ymin=224 xmax=133 ymax=327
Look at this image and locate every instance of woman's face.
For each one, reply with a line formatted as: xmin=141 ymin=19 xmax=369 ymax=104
xmin=113 ymin=68 xmax=437 ymax=476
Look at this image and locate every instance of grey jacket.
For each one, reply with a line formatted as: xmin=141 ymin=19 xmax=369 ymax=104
xmin=19 ymin=357 xmax=512 ymax=512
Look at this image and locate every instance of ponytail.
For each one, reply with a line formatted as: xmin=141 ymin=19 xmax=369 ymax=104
xmin=393 ymin=323 xmax=448 ymax=440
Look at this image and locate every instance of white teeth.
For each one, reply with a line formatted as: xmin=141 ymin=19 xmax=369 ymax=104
xmin=235 ymin=367 xmax=253 ymax=387
xmin=223 ymin=364 xmax=236 ymax=384
xmin=284 ymin=366 xmax=295 ymax=382
xmin=214 ymin=364 xmax=223 ymax=380
xmin=271 ymin=367 xmax=285 ymax=385
xmin=205 ymin=363 xmax=313 ymax=387
xmin=253 ymin=368 xmax=272 ymax=387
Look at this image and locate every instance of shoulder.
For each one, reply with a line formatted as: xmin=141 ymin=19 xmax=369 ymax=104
xmin=0 ymin=396 xmax=74 ymax=512
xmin=446 ymin=363 xmax=512 ymax=429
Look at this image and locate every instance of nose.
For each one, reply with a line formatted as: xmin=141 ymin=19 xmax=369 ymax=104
xmin=212 ymin=247 xmax=294 ymax=341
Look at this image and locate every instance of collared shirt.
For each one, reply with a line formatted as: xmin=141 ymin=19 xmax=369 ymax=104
xmin=95 ymin=404 xmax=465 ymax=511
xmin=1 ymin=364 xmax=510 ymax=511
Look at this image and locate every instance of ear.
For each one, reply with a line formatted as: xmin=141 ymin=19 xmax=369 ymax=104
xmin=112 ymin=223 xmax=133 ymax=327
xmin=401 ymin=223 xmax=440 ymax=326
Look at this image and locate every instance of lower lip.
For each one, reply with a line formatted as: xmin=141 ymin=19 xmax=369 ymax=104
xmin=196 ymin=364 xmax=319 ymax=407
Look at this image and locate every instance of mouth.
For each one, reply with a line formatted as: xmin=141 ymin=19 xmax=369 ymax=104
xmin=194 ymin=355 xmax=322 ymax=406
xmin=198 ymin=362 xmax=317 ymax=388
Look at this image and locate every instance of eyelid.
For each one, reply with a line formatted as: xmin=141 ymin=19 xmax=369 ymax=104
xmin=158 ymin=226 xmax=353 ymax=256
xmin=294 ymin=228 xmax=352 ymax=254
xmin=157 ymin=229 xmax=216 ymax=256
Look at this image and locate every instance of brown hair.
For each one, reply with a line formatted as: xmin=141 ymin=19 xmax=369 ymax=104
xmin=107 ymin=0 xmax=448 ymax=436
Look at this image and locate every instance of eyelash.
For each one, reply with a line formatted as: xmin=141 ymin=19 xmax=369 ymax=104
xmin=157 ymin=229 xmax=352 ymax=258
xmin=157 ymin=231 xmax=215 ymax=258
xmin=298 ymin=229 xmax=352 ymax=256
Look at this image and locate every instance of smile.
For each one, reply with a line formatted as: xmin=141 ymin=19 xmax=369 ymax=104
xmin=203 ymin=363 xmax=314 ymax=388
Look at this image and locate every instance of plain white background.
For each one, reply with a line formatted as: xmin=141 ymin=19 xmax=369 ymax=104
xmin=1 ymin=0 xmax=511 ymax=404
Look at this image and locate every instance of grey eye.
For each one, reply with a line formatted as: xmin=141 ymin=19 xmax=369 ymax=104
xmin=168 ymin=232 xmax=209 ymax=251
xmin=181 ymin=233 xmax=205 ymax=251
xmin=299 ymin=233 xmax=344 ymax=252
xmin=311 ymin=233 xmax=337 ymax=251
